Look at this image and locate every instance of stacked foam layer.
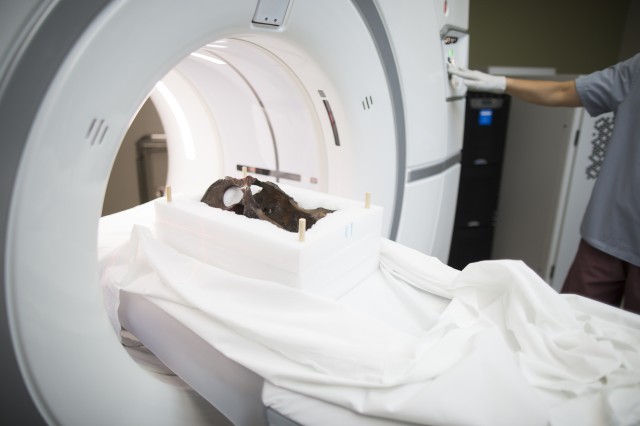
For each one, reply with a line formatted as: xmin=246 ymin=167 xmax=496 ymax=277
xmin=154 ymin=184 xmax=383 ymax=298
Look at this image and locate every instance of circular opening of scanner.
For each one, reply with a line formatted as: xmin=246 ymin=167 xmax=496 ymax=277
xmin=5 ymin=1 xmax=398 ymax=424
xmin=105 ymin=37 xmax=326 ymax=216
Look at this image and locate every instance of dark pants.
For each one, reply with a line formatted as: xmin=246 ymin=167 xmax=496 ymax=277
xmin=561 ymin=239 xmax=640 ymax=315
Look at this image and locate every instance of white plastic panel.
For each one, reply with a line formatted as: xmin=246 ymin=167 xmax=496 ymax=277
xmin=433 ymin=0 xmax=469 ymax=31
xmin=395 ymin=164 xmax=459 ymax=262
xmin=446 ymin=100 xmax=466 ymax=158
xmin=183 ymin=39 xmax=326 ymax=189
xmin=374 ymin=0 xmax=447 ymax=169
xmin=152 ymin=39 xmax=327 ymax=191
xmin=150 ymin=70 xmax=223 ymax=195
xmin=442 ymin=29 xmax=468 ymax=159
xmin=171 ymin=47 xmax=279 ymax=188
xmin=431 ymin=163 xmax=460 ymax=262
xmin=395 ymin=172 xmax=443 ymax=257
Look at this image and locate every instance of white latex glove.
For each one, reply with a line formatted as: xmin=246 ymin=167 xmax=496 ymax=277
xmin=447 ymin=63 xmax=507 ymax=94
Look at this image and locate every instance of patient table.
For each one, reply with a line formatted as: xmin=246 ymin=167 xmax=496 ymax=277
xmin=99 ymin=203 xmax=640 ymax=426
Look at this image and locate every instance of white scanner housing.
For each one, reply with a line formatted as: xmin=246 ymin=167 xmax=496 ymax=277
xmin=0 ymin=0 xmax=468 ymax=423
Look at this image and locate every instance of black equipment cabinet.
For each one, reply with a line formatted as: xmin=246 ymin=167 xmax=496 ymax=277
xmin=448 ymin=92 xmax=511 ymax=270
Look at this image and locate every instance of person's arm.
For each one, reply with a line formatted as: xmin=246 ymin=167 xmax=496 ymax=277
xmin=447 ymin=63 xmax=583 ymax=107
xmin=505 ymin=78 xmax=582 ymax=107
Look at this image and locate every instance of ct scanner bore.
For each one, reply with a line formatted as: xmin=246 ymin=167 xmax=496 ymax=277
xmin=0 ymin=0 xmax=434 ymax=423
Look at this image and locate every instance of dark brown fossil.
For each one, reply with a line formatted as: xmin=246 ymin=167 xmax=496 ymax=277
xmin=201 ymin=176 xmax=334 ymax=232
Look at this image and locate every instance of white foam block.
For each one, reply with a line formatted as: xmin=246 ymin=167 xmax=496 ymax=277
xmin=154 ymin=185 xmax=383 ymax=298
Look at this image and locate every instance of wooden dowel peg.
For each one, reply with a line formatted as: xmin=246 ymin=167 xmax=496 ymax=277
xmin=298 ymin=218 xmax=306 ymax=242
xmin=365 ymin=192 xmax=371 ymax=209
xmin=242 ymin=166 xmax=248 ymax=178
xmin=166 ymin=185 xmax=172 ymax=202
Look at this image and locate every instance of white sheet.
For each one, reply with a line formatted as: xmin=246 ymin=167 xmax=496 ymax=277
xmin=99 ymin=217 xmax=640 ymax=426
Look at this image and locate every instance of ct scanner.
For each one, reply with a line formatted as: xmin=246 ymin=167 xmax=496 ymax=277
xmin=0 ymin=0 xmax=469 ymax=424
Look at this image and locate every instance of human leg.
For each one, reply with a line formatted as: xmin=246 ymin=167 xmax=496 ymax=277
xmin=622 ymin=263 xmax=640 ymax=314
xmin=561 ymin=239 xmax=626 ymax=308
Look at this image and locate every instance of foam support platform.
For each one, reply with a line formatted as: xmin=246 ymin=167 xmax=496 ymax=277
xmin=154 ymin=185 xmax=383 ymax=298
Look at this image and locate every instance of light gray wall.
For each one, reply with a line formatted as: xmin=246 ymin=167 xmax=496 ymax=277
xmin=468 ymin=0 xmax=636 ymax=74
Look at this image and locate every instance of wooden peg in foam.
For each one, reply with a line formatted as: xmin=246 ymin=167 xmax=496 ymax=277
xmin=298 ymin=218 xmax=306 ymax=242
xmin=166 ymin=186 xmax=172 ymax=202
xmin=242 ymin=166 xmax=248 ymax=178
xmin=365 ymin=192 xmax=371 ymax=209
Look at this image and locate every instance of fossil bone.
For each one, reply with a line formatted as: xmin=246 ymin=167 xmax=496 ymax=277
xmin=201 ymin=176 xmax=333 ymax=232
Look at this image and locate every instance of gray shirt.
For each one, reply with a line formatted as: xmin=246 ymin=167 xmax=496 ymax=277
xmin=575 ymin=53 xmax=640 ymax=266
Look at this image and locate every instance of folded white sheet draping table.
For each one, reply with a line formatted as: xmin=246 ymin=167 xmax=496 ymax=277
xmin=99 ymin=208 xmax=640 ymax=426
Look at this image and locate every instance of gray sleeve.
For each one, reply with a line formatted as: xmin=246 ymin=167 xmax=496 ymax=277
xmin=575 ymin=53 xmax=640 ymax=117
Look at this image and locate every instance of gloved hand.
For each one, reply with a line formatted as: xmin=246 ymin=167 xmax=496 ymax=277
xmin=447 ymin=63 xmax=507 ymax=94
